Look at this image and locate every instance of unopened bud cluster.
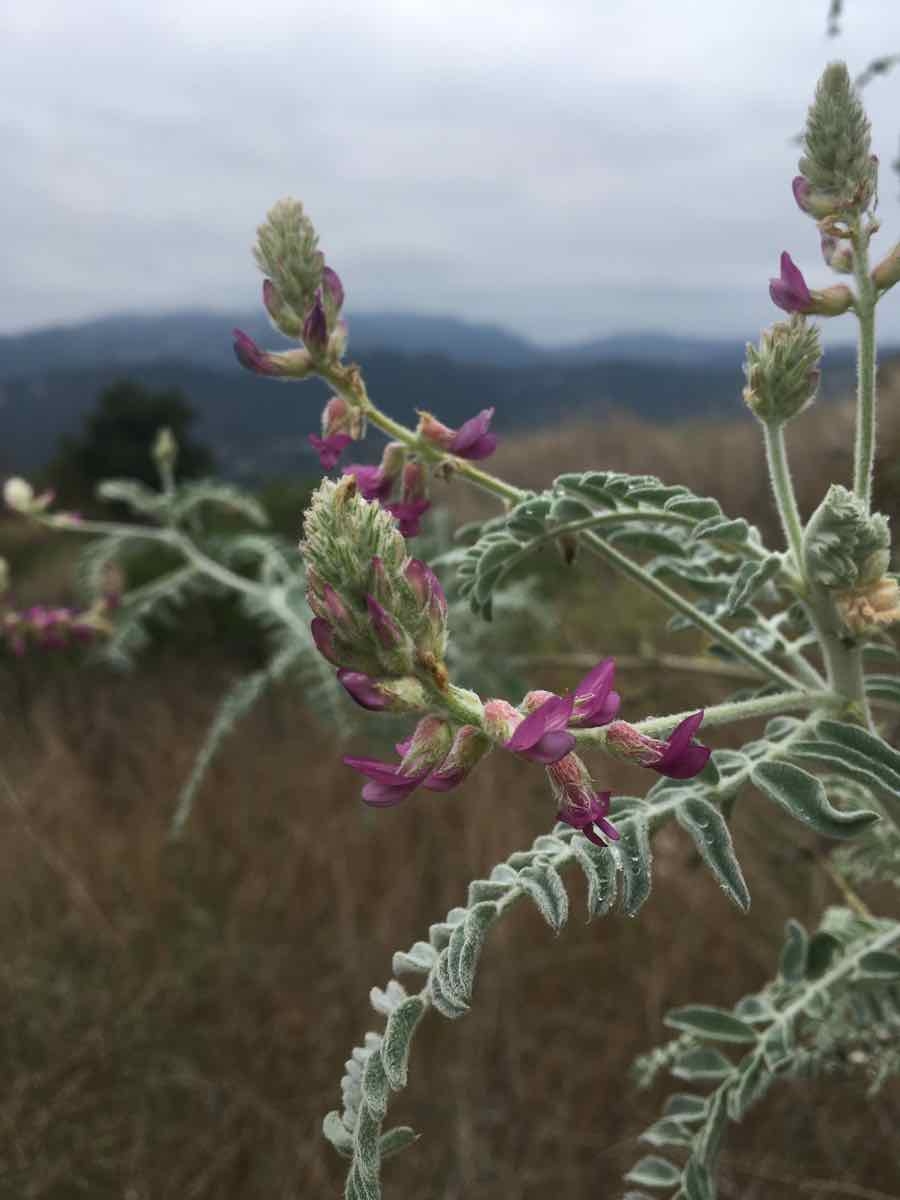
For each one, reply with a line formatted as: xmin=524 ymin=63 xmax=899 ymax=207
xmin=796 ymin=62 xmax=877 ymax=218
xmin=743 ymin=316 xmax=821 ymax=426
xmin=0 ymin=557 xmax=119 ymax=657
xmin=803 ymin=485 xmax=899 ymax=636
xmin=301 ymin=477 xmax=448 ymax=684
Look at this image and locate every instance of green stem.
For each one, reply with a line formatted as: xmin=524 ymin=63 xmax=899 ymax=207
xmin=320 ymin=362 xmax=526 ymax=507
xmin=763 ymin=422 xmax=806 ymax=573
xmin=575 ymin=688 xmax=836 ymax=746
xmin=852 ymin=226 xmax=878 ymax=510
xmin=580 ymin=531 xmax=803 ymax=690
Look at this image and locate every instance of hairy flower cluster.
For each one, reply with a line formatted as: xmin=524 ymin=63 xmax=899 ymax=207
xmin=0 ymin=556 xmax=118 ymax=656
xmin=796 ymin=62 xmax=877 ymax=217
xmin=301 ymin=477 xmax=448 ymax=682
xmin=301 ymin=482 xmax=711 ymax=845
xmin=743 ymin=315 xmax=822 ymax=426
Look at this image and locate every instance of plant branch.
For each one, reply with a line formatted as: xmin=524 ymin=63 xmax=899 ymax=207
xmin=763 ymin=421 xmax=806 ymax=573
xmin=851 ymin=222 xmax=878 ymax=509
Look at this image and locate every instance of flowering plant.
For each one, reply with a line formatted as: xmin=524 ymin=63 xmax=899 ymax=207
xmin=6 ymin=61 xmax=900 ymax=1199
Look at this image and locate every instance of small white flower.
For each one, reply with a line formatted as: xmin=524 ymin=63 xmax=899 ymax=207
xmin=4 ymin=477 xmax=34 ymax=512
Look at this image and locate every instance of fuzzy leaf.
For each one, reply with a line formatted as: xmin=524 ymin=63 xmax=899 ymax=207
xmin=392 ymin=941 xmax=437 ymax=977
xmin=683 ymin=1155 xmax=714 ymax=1200
xmin=672 ymin=1047 xmax=734 ymax=1082
xmin=360 ymin=1051 xmax=389 ymax=1120
xmin=640 ymin=1118 xmax=694 ymax=1149
xmin=723 ymin=554 xmax=782 ymax=615
xmin=322 ymin=1110 xmax=354 ymax=1157
xmin=663 ymin=1093 xmax=707 ymax=1122
xmin=665 ymin=1005 xmax=757 ymax=1044
xmin=378 ymin=1126 xmax=419 ymax=1161
xmin=518 ymin=863 xmax=569 ymax=932
xmin=617 ymin=818 xmax=652 ymax=916
xmin=625 ymin=1156 xmax=683 ymax=1188
xmin=857 ymin=950 xmax=900 ymax=979
xmin=779 ymin=918 xmax=809 ymax=982
xmin=570 ymin=837 xmax=618 ymax=917
xmin=727 ymin=1056 xmax=772 ymax=1121
xmin=751 ymin=761 xmax=880 ymax=839
xmin=676 ymin=798 xmax=750 ymax=911
xmin=381 ymin=997 xmax=426 ymax=1090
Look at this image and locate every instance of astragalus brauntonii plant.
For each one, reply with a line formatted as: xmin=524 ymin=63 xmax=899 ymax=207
xmin=7 ymin=60 xmax=900 ymax=1199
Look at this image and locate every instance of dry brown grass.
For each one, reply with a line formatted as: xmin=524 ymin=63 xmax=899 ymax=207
xmin=2 ymin=378 xmax=900 ymax=1199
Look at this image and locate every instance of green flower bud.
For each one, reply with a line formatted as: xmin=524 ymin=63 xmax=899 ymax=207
xmin=301 ymin=477 xmax=450 ymax=682
xmin=803 ymin=484 xmax=891 ymax=589
xmin=798 ymin=62 xmax=877 ymax=215
xmin=872 ymin=243 xmax=900 ymax=294
xmin=253 ymin=198 xmax=324 ymax=323
xmin=743 ymin=316 xmax=822 ymax=426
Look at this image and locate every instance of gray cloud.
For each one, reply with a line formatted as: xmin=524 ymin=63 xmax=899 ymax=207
xmin=3 ymin=0 xmax=900 ymax=344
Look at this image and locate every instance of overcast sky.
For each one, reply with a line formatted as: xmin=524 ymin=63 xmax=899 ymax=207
xmin=3 ymin=0 xmax=900 ymax=344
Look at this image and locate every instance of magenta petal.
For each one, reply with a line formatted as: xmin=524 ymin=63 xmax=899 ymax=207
xmin=582 ymin=824 xmax=609 ymax=846
xmin=653 ymin=742 xmax=711 ymax=780
xmin=658 ymin=711 xmax=705 ymax=764
xmin=575 ymin=658 xmax=615 ymax=702
xmin=462 ymin=433 xmax=498 ymax=460
xmin=311 ymin=617 xmax=340 ymax=664
xmin=505 ymin=694 xmax=575 ymax=753
xmin=338 ymin=670 xmax=387 ymax=711
xmin=309 ymin=432 xmax=352 ymax=470
xmin=524 ymin=730 xmax=577 ymax=764
xmin=343 ymin=464 xmax=392 ymax=503
xmin=361 ymin=780 xmax=416 ymax=806
xmin=422 ymin=768 xmax=464 ymax=792
xmin=594 ymin=816 xmax=621 ymax=842
xmin=343 ymin=755 xmax=406 ymax=785
xmin=449 ymin=408 xmax=494 ymax=454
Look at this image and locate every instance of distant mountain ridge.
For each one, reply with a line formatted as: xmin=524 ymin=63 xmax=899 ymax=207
xmin=0 ymin=310 xmax=866 ymax=480
xmin=0 ymin=309 xmax=769 ymax=379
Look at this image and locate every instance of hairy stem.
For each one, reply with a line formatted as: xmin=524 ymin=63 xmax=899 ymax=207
xmin=852 ymin=225 xmax=878 ymax=510
xmin=576 ymin=688 xmax=836 ymax=745
xmin=579 ymin=531 xmax=803 ymax=690
xmin=763 ymin=422 xmax=806 ymax=573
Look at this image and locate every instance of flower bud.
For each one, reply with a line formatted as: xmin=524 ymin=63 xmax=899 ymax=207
xmin=302 ymin=295 xmax=329 ymax=356
xmin=253 ymin=198 xmax=324 ymax=320
xmin=321 ymin=266 xmax=345 ymax=321
xmin=232 ymin=329 xmax=313 ymax=378
xmin=398 ymin=716 xmax=453 ymax=776
xmin=262 ymin=278 xmax=305 ymax=338
xmin=872 ymin=243 xmax=900 ymax=294
xmin=301 ymin=479 xmax=451 ymax=680
xmin=425 ymin=724 xmax=491 ymax=790
xmin=152 ymin=427 xmax=178 ymax=472
xmin=3 ymin=477 xmax=54 ymax=514
xmin=793 ymin=175 xmax=842 ymax=219
xmin=743 ymin=315 xmax=822 ymax=426
xmin=820 ymin=233 xmax=854 ymax=274
xmin=337 ymin=670 xmax=427 ymax=712
xmin=798 ymin=63 xmax=876 ymax=217
xmin=482 ymin=698 xmax=523 ymax=742
xmin=803 ymin=484 xmax=891 ymax=589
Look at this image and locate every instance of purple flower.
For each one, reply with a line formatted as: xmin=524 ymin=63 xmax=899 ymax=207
xmin=504 ymin=658 xmax=620 ymax=764
xmin=549 ymin=752 xmax=619 ymax=846
xmin=648 ymin=710 xmax=711 ymax=779
xmin=322 ymin=266 xmax=345 ymax=314
xmin=505 ymin=693 xmax=577 ymax=764
xmin=343 ymin=464 xmax=393 ymax=503
xmin=385 ymin=498 xmax=431 ymax=538
xmin=345 ymin=716 xmax=454 ymax=806
xmin=449 ymin=407 xmax=498 ymax=460
xmin=571 ymin=657 xmax=621 ymax=728
xmin=337 ymin=669 xmax=391 ymax=711
xmin=309 ymin=432 xmax=353 ymax=470
xmin=233 ymin=329 xmax=277 ymax=376
xmin=343 ymin=755 xmax=429 ymax=806
xmin=419 ymin=408 xmax=498 ymax=461
xmin=769 ymin=252 xmax=814 ymax=313
xmin=302 ymin=295 xmax=329 ymax=354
